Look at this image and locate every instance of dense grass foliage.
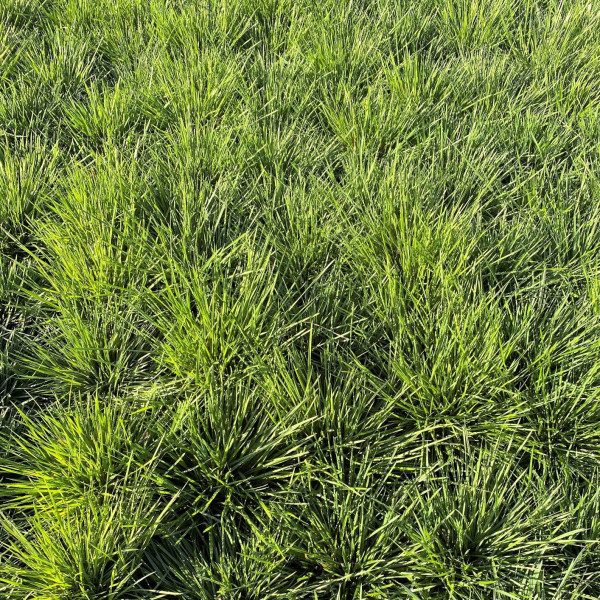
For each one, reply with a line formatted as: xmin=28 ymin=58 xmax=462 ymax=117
xmin=2 ymin=0 xmax=600 ymax=597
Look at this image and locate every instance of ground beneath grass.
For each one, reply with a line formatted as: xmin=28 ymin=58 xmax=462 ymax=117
xmin=2 ymin=0 xmax=600 ymax=598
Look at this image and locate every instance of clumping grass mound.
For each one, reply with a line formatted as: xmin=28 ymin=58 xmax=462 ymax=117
xmin=2 ymin=0 xmax=600 ymax=598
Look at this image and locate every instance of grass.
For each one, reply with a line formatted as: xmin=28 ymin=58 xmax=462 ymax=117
xmin=1 ymin=0 xmax=600 ymax=597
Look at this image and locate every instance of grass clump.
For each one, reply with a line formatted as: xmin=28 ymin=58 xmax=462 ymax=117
xmin=2 ymin=0 xmax=600 ymax=597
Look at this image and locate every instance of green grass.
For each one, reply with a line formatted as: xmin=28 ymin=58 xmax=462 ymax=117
xmin=2 ymin=0 xmax=600 ymax=597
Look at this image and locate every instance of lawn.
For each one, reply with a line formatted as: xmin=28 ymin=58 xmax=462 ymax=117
xmin=1 ymin=0 xmax=600 ymax=598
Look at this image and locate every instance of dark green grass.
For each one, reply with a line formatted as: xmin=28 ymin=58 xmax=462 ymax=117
xmin=2 ymin=0 xmax=600 ymax=597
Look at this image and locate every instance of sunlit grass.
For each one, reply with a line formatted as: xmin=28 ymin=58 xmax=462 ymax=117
xmin=2 ymin=0 xmax=600 ymax=597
